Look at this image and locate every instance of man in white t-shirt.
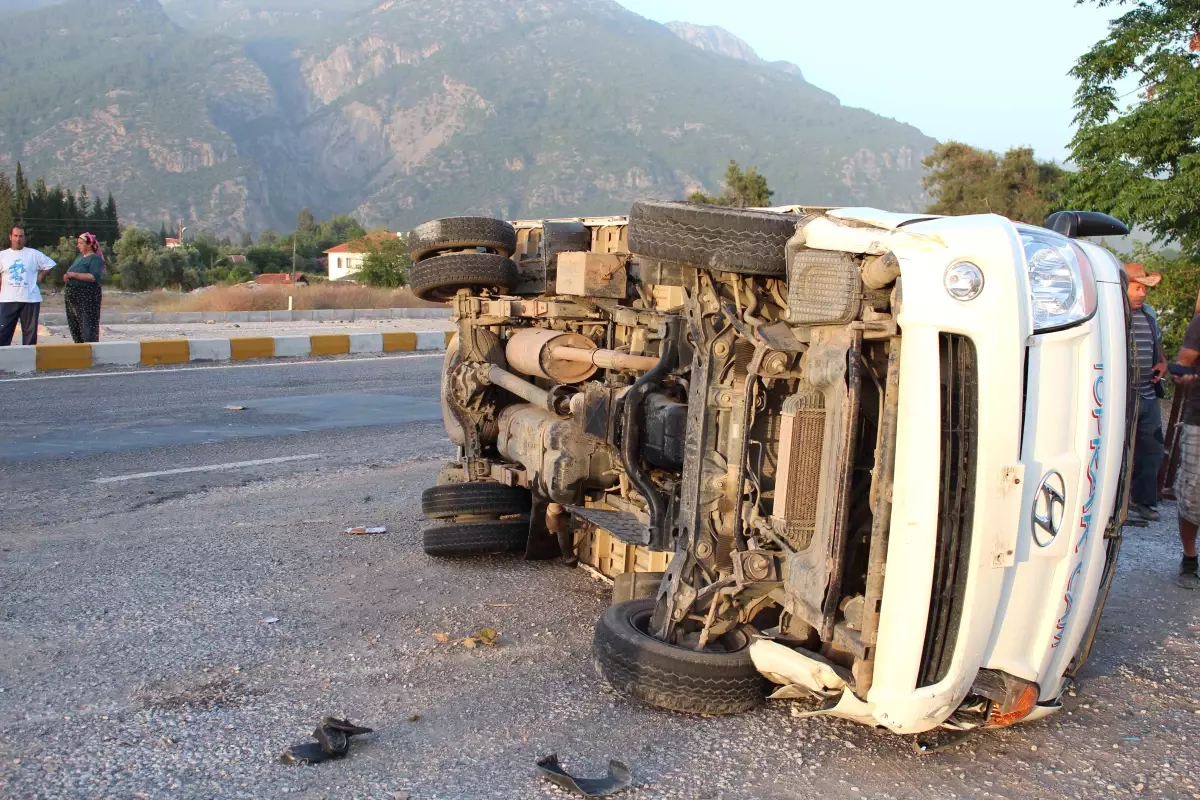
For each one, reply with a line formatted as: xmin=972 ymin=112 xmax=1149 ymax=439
xmin=0 ymin=226 xmax=57 ymax=346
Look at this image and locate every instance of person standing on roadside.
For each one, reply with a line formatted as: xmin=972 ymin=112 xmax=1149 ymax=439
xmin=1172 ymin=304 xmax=1200 ymax=588
xmin=63 ymin=232 xmax=105 ymax=343
xmin=0 ymin=225 xmax=56 ymax=346
xmin=1126 ymin=263 xmax=1169 ymax=523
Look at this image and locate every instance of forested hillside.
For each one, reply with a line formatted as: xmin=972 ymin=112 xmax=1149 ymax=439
xmin=0 ymin=0 xmax=935 ymax=235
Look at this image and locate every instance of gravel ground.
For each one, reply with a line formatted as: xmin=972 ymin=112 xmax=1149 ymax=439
xmin=1 ymin=366 xmax=1198 ymax=798
xmin=35 ymin=318 xmax=454 ymax=345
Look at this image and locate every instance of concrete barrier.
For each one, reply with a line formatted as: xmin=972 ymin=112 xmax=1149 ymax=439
xmin=0 ymin=330 xmax=450 ymax=375
xmin=91 ymin=341 xmax=141 ymax=367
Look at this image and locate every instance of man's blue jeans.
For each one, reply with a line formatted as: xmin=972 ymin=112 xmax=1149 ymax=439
xmin=1131 ymin=401 xmax=1165 ymax=507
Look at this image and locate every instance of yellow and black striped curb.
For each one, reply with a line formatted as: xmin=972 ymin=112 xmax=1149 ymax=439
xmin=0 ymin=331 xmax=453 ymax=375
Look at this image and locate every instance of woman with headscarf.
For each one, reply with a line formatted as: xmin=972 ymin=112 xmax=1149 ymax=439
xmin=63 ymin=232 xmax=105 ymax=343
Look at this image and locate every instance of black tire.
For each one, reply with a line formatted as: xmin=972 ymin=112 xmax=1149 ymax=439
xmin=421 ymin=482 xmax=532 ymax=520
xmin=593 ymin=598 xmax=765 ymax=715
xmin=628 ymin=200 xmax=796 ymax=276
xmin=408 ymin=216 xmax=517 ymax=263
xmin=409 ymin=252 xmax=518 ymax=301
xmin=422 ymin=518 xmax=529 ymax=556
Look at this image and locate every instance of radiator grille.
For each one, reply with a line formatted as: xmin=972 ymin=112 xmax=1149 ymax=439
xmin=918 ymin=334 xmax=978 ymax=687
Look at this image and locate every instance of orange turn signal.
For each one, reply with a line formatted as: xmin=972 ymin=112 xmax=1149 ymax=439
xmin=988 ymin=683 xmax=1039 ymax=727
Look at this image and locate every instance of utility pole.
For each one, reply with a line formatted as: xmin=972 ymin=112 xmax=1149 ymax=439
xmin=291 ymin=236 xmax=297 ymax=284
xmin=178 ymin=218 xmax=183 ymax=243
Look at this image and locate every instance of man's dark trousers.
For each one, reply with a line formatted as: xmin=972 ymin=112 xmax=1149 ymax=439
xmin=1131 ymin=403 xmax=1166 ymax=507
xmin=0 ymin=301 xmax=41 ymax=346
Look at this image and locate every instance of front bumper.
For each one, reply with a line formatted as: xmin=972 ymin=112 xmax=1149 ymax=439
xmin=819 ymin=215 xmax=1127 ymax=733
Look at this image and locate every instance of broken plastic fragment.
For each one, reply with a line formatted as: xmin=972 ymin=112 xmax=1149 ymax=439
xmin=535 ymin=754 xmax=632 ymax=797
xmin=790 ymin=689 xmax=879 ymax=728
xmin=260 ymin=617 xmax=280 ymax=625
xmin=223 ymin=405 xmax=246 ymax=411
xmin=344 ymin=526 xmax=388 ymax=535
xmin=280 ymin=717 xmax=373 ymax=765
xmin=749 ymin=639 xmax=849 ymax=699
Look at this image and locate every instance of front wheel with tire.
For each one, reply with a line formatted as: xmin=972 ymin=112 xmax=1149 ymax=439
xmin=422 ymin=518 xmax=529 ymax=556
xmin=592 ymin=598 xmax=764 ymax=715
xmin=409 ymin=252 xmax=518 ymax=301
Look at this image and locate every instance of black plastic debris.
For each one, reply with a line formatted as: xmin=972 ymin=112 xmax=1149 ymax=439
xmin=280 ymin=717 xmax=373 ymax=765
xmin=535 ymin=754 xmax=632 ymax=797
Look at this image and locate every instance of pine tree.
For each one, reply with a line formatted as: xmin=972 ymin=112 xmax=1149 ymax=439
xmin=65 ymin=190 xmax=80 ymax=237
xmin=90 ymin=197 xmax=103 ymax=229
xmin=77 ymin=185 xmax=90 ymax=230
xmin=159 ymin=221 xmax=169 ymax=246
xmin=104 ymin=192 xmax=119 ymax=244
xmin=0 ymin=172 xmax=13 ymax=240
xmin=13 ymin=163 xmax=28 ymax=221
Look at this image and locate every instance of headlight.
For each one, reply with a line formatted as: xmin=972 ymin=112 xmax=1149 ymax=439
xmin=1019 ymin=228 xmax=1097 ymax=333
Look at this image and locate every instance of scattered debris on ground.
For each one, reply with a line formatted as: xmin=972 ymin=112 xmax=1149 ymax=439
xmin=344 ymin=526 xmax=388 ymax=535
xmin=463 ymin=627 xmax=500 ymax=648
xmin=280 ymin=717 xmax=373 ymax=765
xmin=535 ymin=754 xmax=632 ymax=797
xmin=223 ymin=405 xmax=247 ymax=411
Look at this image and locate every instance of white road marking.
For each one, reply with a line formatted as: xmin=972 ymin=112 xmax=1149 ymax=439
xmin=94 ymin=454 xmax=322 ymax=484
xmin=0 ymin=352 xmax=441 ymax=383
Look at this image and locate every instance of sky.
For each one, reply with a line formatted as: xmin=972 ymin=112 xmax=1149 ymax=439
xmin=616 ymin=0 xmax=1125 ymax=164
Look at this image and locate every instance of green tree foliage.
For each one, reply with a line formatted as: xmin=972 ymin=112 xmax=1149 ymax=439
xmin=115 ymin=225 xmax=200 ymax=291
xmin=921 ymin=142 xmax=1065 ymax=223
xmin=0 ymin=162 xmax=122 ymax=248
xmin=353 ymin=236 xmax=411 ymax=287
xmin=1067 ymin=0 xmax=1200 ymax=256
xmin=688 ymin=160 xmax=775 ymax=207
xmin=1123 ymin=244 xmax=1200 ymax=355
xmin=0 ymin=172 xmax=13 ymax=241
xmin=245 ymin=245 xmax=292 ymax=274
xmin=296 ymin=207 xmax=317 ymax=240
xmin=207 ymin=264 xmax=255 ymax=285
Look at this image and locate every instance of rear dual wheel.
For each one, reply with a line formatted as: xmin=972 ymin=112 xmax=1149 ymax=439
xmin=407 ymin=216 xmax=520 ymax=301
xmin=419 ymin=481 xmax=531 ymax=556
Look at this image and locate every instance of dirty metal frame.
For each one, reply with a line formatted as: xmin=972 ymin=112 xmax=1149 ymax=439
xmin=851 ymin=334 xmax=901 ymax=696
xmin=653 ymin=269 xmax=737 ymax=640
xmin=618 ymin=317 xmax=682 ymax=549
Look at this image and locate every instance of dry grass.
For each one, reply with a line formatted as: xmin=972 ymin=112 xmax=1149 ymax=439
xmin=41 ymin=289 xmax=188 ymax=312
xmin=158 ymin=284 xmax=442 ymax=312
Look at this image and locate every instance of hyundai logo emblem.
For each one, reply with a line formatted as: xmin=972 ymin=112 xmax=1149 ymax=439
xmin=1031 ymin=471 xmax=1067 ymax=547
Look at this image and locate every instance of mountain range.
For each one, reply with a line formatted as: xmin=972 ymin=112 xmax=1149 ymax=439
xmin=0 ymin=0 xmax=936 ymax=236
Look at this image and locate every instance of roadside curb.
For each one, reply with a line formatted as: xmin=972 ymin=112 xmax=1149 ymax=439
xmin=37 ymin=307 xmax=451 ymax=326
xmin=0 ymin=331 xmax=452 ymax=375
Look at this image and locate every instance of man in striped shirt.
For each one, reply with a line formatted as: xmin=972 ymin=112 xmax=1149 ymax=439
xmin=1126 ymin=263 xmax=1167 ymax=523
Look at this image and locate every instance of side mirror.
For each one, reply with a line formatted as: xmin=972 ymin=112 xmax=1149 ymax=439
xmin=1043 ymin=210 xmax=1130 ymax=239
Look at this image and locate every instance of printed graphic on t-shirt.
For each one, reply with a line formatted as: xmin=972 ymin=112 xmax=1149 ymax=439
xmin=8 ymin=258 xmax=27 ymax=287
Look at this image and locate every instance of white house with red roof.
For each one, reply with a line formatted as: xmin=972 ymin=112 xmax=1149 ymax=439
xmin=324 ymin=233 xmax=401 ymax=280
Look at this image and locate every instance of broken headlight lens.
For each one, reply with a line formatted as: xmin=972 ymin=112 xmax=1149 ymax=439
xmin=1020 ymin=228 xmax=1097 ymax=333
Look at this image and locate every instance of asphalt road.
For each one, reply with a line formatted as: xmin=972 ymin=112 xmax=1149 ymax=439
xmin=1 ymin=356 xmax=1198 ymax=799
